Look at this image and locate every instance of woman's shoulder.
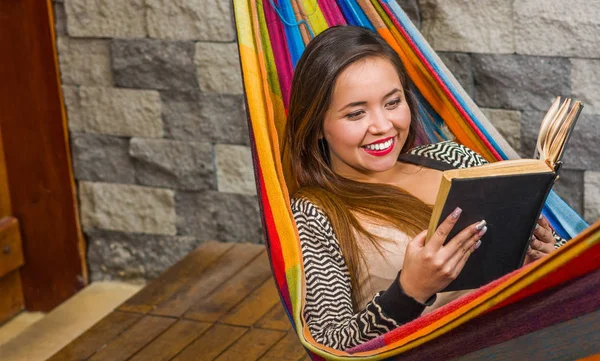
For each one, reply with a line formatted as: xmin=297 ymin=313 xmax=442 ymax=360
xmin=291 ymin=197 xmax=334 ymax=230
xmin=407 ymin=140 xmax=489 ymax=169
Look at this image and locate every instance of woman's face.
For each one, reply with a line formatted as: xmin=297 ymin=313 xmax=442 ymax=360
xmin=322 ymin=56 xmax=411 ymax=182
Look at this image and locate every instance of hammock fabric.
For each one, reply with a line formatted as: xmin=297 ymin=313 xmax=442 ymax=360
xmin=232 ymin=0 xmax=600 ymax=359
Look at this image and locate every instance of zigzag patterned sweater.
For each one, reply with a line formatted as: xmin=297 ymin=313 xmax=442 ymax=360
xmin=291 ymin=141 xmax=565 ymax=350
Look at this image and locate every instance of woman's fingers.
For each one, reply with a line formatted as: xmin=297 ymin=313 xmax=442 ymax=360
xmin=445 ymin=222 xmax=486 ymax=270
xmin=427 ymin=207 xmax=463 ymax=250
xmin=529 ymin=235 xmax=554 ymax=255
xmin=533 ymin=221 xmax=554 ymax=245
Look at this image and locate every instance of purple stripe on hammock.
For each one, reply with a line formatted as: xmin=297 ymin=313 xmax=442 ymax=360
xmin=388 ymin=268 xmax=600 ymax=360
xmin=263 ymin=0 xmax=294 ymax=108
xmin=317 ymin=0 xmax=346 ymax=26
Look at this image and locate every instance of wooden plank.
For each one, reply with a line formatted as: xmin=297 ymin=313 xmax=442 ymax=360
xmin=0 ymin=0 xmax=86 ymax=311
xmin=86 ymin=315 xmax=176 ymax=361
xmin=47 ymin=311 xmax=143 ymax=361
xmin=119 ymin=241 xmax=234 ymax=313
xmin=184 ymin=252 xmax=273 ymax=323
xmin=172 ymin=324 xmax=247 ymax=361
xmin=254 ymin=303 xmax=292 ymax=331
xmin=0 ymin=116 xmax=11 ymax=217
xmin=258 ymin=330 xmax=307 ymax=361
xmin=0 ymin=270 xmax=24 ymax=324
xmin=218 ymin=277 xmax=280 ymax=327
xmin=151 ymin=244 xmax=265 ymax=317
xmin=453 ymin=310 xmax=600 ymax=361
xmin=128 ymin=320 xmax=211 ymax=361
xmin=214 ymin=328 xmax=285 ymax=361
xmin=0 ymin=217 xmax=24 ymax=278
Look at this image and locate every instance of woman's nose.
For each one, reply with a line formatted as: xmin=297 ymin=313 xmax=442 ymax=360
xmin=368 ymin=111 xmax=393 ymax=134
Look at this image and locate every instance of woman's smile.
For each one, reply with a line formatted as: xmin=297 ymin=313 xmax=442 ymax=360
xmin=362 ymin=136 xmax=396 ymax=156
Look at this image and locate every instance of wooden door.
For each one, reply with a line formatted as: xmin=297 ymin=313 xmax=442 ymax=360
xmin=0 ymin=0 xmax=87 ymax=315
xmin=0 ymin=131 xmax=25 ymax=324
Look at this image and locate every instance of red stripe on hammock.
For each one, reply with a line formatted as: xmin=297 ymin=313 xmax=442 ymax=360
xmin=257 ymin=163 xmax=293 ymax=313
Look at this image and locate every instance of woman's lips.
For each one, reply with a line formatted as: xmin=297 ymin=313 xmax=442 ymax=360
xmin=362 ymin=136 xmax=395 ymax=156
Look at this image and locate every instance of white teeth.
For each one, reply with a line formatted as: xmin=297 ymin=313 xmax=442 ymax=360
xmin=365 ymin=139 xmax=393 ymax=151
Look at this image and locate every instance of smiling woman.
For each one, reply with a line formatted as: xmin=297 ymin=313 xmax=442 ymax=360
xmin=284 ymin=26 xmax=562 ymax=351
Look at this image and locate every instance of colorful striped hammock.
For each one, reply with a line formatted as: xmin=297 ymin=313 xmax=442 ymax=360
xmin=233 ymin=0 xmax=600 ymax=359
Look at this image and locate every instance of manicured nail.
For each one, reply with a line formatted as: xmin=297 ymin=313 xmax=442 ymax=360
xmin=530 ymin=234 xmax=536 ymax=241
xmin=451 ymin=207 xmax=462 ymax=219
xmin=528 ymin=245 xmax=532 ymax=252
xmin=474 ymin=239 xmax=482 ymax=250
xmin=475 ymin=220 xmax=487 ymax=231
xmin=477 ymin=226 xmax=487 ymax=237
xmin=535 ymin=223 xmax=539 ymax=230
xmin=539 ymin=214 xmax=543 ymax=220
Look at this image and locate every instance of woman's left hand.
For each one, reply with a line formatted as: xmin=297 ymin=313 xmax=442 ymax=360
xmin=523 ymin=216 xmax=556 ymax=265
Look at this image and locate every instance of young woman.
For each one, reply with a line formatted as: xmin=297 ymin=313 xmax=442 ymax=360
xmin=284 ymin=26 xmax=564 ymax=351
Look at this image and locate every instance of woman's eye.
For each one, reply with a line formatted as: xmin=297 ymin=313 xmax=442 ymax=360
xmin=346 ymin=110 xmax=364 ymax=120
xmin=386 ymin=98 xmax=401 ymax=109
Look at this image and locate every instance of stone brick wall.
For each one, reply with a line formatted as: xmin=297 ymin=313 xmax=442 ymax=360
xmin=52 ymin=0 xmax=600 ymax=282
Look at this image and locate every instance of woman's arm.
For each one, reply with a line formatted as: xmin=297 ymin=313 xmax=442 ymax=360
xmin=292 ymin=198 xmax=426 ymax=350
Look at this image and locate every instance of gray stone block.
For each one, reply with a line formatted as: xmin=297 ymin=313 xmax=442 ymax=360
xmin=215 ymin=144 xmax=256 ymax=195
xmin=63 ymin=86 xmax=163 ymax=138
xmin=70 ymin=132 xmax=135 ymax=184
xmin=515 ymin=0 xmax=600 ymax=58
xmin=112 ymin=39 xmax=198 ymax=91
xmin=130 ymin=138 xmax=216 ymax=191
xmin=65 ymin=0 xmax=146 ymax=38
xmin=472 ymin=54 xmax=571 ymax=112
xmin=437 ymin=52 xmax=473 ymax=98
xmin=195 ymin=42 xmax=243 ymax=94
xmin=552 ymin=169 xmax=584 ymax=215
xmin=57 ymin=37 xmax=113 ymax=86
xmin=419 ymin=0 xmax=514 ymax=53
xmin=521 ymin=111 xmax=600 ymax=171
xmin=146 ymin=0 xmax=235 ymax=41
xmin=79 ymin=181 xmax=176 ymax=235
xmin=162 ymin=90 xmax=250 ymax=145
xmin=176 ymin=191 xmax=263 ymax=244
xmin=480 ymin=108 xmax=521 ymax=152
xmin=584 ymin=171 xmax=600 ymax=224
xmin=571 ymin=59 xmax=600 ymax=115
xmin=86 ymin=229 xmax=201 ymax=281
xmin=396 ymin=0 xmax=420 ymax=28
xmin=53 ymin=2 xmax=67 ymax=36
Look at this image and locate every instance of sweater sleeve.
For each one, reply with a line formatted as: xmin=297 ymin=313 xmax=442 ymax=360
xmin=291 ymin=198 xmax=426 ymax=351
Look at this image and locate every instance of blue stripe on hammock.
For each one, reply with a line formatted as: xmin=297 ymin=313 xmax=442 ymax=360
xmin=337 ymin=0 xmax=375 ymax=30
xmin=272 ymin=0 xmax=305 ymax=67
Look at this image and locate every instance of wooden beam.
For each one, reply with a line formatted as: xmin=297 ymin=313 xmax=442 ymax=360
xmin=0 ymin=0 xmax=86 ymax=311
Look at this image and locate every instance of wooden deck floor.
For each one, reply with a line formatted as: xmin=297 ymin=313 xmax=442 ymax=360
xmin=48 ymin=242 xmax=309 ymax=361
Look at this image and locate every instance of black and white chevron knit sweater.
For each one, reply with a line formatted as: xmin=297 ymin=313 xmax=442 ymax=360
xmin=290 ymin=141 xmax=565 ymax=350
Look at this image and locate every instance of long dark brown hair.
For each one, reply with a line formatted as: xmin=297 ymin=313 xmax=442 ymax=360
xmin=284 ymin=26 xmax=433 ymax=309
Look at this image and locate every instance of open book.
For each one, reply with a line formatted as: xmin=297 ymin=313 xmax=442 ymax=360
xmin=426 ymin=97 xmax=583 ymax=291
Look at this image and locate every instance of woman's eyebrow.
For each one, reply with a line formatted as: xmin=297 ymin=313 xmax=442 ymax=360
xmin=337 ymin=88 xmax=401 ymax=112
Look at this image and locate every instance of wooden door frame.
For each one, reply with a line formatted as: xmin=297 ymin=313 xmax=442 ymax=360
xmin=0 ymin=0 xmax=87 ymax=311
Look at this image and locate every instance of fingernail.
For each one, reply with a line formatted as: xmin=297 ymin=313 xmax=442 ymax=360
xmin=477 ymin=225 xmax=487 ymax=237
xmin=474 ymin=239 xmax=482 ymax=250
xmin=531 ymin=234 xmax=536 ymax=241
xmin=451 ymin=207 xmax=462 ymax=219
xmin=528 ymin=245 xmax=532 ymax=252
xmin=539 ymin=214 xmax=543 ymax=220
xmin=475 ymin=220 xmax=487 ymax=231
xmin=535 ymin=223 xmax=539 ymax=230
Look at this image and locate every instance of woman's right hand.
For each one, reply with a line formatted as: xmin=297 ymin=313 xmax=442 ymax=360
xmin=399 ymin=207 xmax=487 ymax=303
